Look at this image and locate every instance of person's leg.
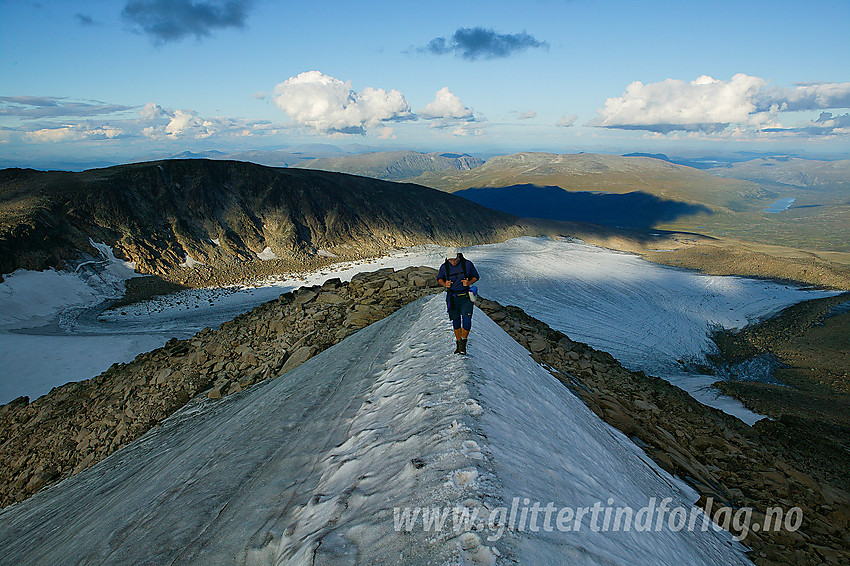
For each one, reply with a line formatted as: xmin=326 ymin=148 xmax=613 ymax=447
xmin=460 ymin=317 xmax=471 ymax=339
xmin=459 ymin=298 xmax=473 ymax=353
xmin=451 ymin=316 xmax=463 ymax=353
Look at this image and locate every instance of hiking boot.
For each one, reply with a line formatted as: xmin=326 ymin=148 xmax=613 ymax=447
xmin=454 ymin=340 xmax=463 ymax=354
xmin=460 ymin=339 xmax=468 ymax=355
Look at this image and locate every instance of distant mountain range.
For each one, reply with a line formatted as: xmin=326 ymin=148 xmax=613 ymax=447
xmin=0 ymin=159 xmax=523 ymax=278
xmin=401 ymin=152 xmax=766 ymax=210
xmin=296 ymin=150 xmax=849 ymax=252
xmin=297 ymin=150 xmax=483 ymax=181
xmin=707 ymin=156 xmax=850 ymax=189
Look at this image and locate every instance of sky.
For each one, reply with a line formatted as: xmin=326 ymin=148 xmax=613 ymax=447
xmin=1 ymin=0 xmax=849 ymax=167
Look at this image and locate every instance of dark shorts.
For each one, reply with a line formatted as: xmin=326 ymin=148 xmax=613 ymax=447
xmin=448 ymin=293 xmax=474 ymax=320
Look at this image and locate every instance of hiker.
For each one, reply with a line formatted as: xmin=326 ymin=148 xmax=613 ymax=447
xmin=437 ymin=248 xmax=480 ymax=354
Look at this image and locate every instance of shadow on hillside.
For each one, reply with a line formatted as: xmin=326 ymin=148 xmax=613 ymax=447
xmin=456 ymin=184 xmax=712 ymax=229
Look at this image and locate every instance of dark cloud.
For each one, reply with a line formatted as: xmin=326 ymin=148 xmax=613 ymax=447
xmin=76 ymin=13 xmax=95 ymax=26
xmin=593 ymin=122 xmax=730 ymax=134
xmin=122 ymin=0 xmax=253 ymax=45
xmin=0 ymin=96 xmax=135 ymax=119
xmin=414 ymin=27 xmax=548 ymax=60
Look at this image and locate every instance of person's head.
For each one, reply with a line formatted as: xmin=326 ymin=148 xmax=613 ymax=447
xmin=446 ymin=247 xmax=460 ymax=265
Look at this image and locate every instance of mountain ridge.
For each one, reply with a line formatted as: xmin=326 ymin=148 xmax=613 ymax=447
xmin=0 ymin=159 xmax=520 ymax=279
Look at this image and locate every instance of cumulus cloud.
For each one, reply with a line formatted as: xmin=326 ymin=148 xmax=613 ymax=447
xmin=122 ymin=0 xmax=253 ymax=45
xmin=273 ymin=71 xmax=413 ymax=135
xmin=556 ymin=114 xmax=577 ymax=127
xmin=591 ymin=74 xmax=850 ymax=135
xmin=518 ymin=110 xmax=537 ymax=120
xmin=590 ymin=74 xmax=766 ymax=133
xmin=413 ymin=27 xmax=548 ymax=60
xmin=0 ymin=96 xmax=135 ymax=119
xmin=419 ymin=87 xmax=473 ymax=120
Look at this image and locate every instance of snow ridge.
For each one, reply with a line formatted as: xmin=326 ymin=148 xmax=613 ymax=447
xmin=0 ymin=295 xmax=748 ymax=565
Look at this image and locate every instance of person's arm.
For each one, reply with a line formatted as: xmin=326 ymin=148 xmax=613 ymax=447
xmin=437 ymin=265 xmax=452 ymax=289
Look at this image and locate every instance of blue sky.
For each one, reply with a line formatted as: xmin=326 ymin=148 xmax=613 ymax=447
xmin=2 ymin=0 xmax=849 ymax=166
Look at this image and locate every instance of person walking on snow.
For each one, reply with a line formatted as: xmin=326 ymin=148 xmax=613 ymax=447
xmin=437 ymin=248 xmax=480 ymax=355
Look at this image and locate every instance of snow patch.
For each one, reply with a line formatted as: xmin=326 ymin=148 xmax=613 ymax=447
xmin=317 ymin=249 xmax=338 ymax=258
xmin=257 ymin=246 xmax=278 ymax=260
xmin=88 ymin=240 xmax=138 ymax=275
xmin=179 ymin=254 xmax=203 ymax=268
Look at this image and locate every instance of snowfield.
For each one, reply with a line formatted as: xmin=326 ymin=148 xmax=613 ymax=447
xmin=0 ymin=237 xmax=839 ymax=420
xmin=0 ymin=295 xmax=749 ymax=565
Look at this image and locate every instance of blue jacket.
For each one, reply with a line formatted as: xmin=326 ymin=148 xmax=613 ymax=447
xmin=437 ymin=258 xmax=480 ymax=295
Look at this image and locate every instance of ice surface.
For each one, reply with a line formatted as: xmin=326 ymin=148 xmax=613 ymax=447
xmin=0 ymin=242 xmax=146 ymax=401
xmin=0 ymin=295 xmax=749 ymax=565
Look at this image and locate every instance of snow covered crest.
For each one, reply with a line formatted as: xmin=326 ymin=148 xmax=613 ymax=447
xmin=0 ymin=295 xmax=747 ymax=565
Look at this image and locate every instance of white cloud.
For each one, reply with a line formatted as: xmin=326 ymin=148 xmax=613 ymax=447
xmin=23 ymin=124 xmax=125 ymax=143
xmin=556 ymin=114 xmax=577 ymax=127
xmin=591 ymin=74 xmax=766 ymax=133
xmin=763 ymin=111 xmax=850 ymax=136
xmin=518 ymin=110 xmax=536 ymax=120
xmin=139 ymin=104 xmax=248 ymax=139
xmin=759 ymin=82 xmax=850 ymax=112
xmin=164 ymin=109 xmax=215 ymax=137
xmin=273 ymin=71 xmax=412 ymax=135
xmin=6 ymin=96 xmax=279 ymax=149
xmin=419 ymin=87 xmax=474 ymax=120
xmin=139 ymin=102 xmax=168 ymax=120
xmin=452 ymin=125 xmax=477 ymax=136
xmin=24 ymin=127 xmax=83 ymax=143
xmin=591 ymin=74 xmax=850 ymax=136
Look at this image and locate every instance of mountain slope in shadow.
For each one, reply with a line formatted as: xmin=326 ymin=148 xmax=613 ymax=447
xmin=456 ymin=184 xmax=712 ymax=229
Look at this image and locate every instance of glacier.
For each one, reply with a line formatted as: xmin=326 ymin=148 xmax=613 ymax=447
xmin=1 ymin=237 xmax=838 ymax=422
